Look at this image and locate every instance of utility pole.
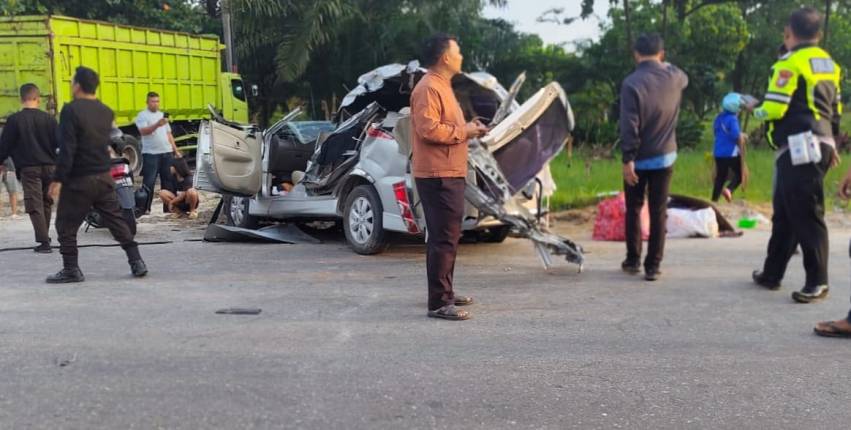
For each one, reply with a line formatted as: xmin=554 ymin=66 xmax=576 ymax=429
xmin=222 ymin=0 xmax=235 ymax=72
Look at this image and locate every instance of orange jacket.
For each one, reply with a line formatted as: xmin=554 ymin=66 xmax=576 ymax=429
xmin=410 ymin=71 xmax=468 ymax=178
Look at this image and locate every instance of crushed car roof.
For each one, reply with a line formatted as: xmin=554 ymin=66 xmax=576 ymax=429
xmin=339 ymin=60 xmax=516 ymax=112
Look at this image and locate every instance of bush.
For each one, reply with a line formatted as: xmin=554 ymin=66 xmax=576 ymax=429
xmin=676 ymin=110 xmax=706 ymax=149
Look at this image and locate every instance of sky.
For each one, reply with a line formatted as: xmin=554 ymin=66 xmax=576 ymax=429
xmin=483 ymin=0 xmax=612 ymax=49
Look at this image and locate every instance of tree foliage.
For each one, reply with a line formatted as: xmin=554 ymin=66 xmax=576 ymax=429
xmin=0 ymin=0 xmax=218 ymax=34
xmin=3 ymin=0 xmax=847 ymax=147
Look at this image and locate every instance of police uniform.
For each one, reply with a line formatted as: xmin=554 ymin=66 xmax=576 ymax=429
xmin=755 ymin=43 xmax=841 ymax=290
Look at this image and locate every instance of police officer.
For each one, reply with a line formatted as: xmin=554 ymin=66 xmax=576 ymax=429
xmin=47 ymin=66 xmax=148 ymax=283
xmin=750 ymin=7 xmax=841 ymax=303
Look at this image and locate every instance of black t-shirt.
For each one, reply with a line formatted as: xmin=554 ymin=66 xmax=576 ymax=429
xmin=0 ymin=108 xmax=59 ymax=170
xmin=176 ymin=173 xmax=193 ymax=192
xmin=55 ymin=99 xmax=114 ymax=182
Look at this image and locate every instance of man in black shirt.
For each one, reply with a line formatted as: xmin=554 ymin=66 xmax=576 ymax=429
xmin=47 ymin=66 xmax=148 ymax=283
xmin=0 ymin=84 xmax=59 ymax=252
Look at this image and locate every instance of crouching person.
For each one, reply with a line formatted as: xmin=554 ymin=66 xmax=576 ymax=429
xmin=158 ymin=157 xmax=199 ymax=219
xmin=47 ymin=66 xmax=147 ymax=283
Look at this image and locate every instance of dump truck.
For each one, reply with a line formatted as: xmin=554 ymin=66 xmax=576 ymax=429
xmin=0 ymin=15 xmax=251 ymax=173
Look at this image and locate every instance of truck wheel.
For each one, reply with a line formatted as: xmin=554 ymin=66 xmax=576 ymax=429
xmin=223 ymin=195 xmax=259 ymax=229
xmin=343 ymin=185 xmax=387 ymax=255
xmin=114 ymin=135 xmax=143 ymax=176
xmin=478 ymin=225 xmax=512 ymax=243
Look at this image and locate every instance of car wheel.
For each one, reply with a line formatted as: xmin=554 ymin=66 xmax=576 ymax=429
xmin=343 ymin=185 xmax=387 ymax=255
xmin=224 ymin=195 xmax=259 ymax=229
xmin=479 ymin=225 xmax=512 ymax=243
xmin=114 ymin=135 xmax=142 ymax=177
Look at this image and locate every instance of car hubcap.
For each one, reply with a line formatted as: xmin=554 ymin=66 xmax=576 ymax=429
xmin=230 ymin=196 xmax=246 ymax=226
xmin=348 ymin=197 xmax=374 ymax=244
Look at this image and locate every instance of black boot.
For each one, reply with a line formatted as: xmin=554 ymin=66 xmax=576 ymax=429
xmin=621 ymin=259 xmax=641 ymax=274
xmin=124 ymin=245 xmax=147 ymax=277
xmin=33 ymin=241 xmax=52 ymax=254
xmin=752 ymin=270 xmax=781 ymax=290
xmin=46 ymin=267 xmax=85 ymax=284
xmin=129 ymin=259 xmax=148 ymax=278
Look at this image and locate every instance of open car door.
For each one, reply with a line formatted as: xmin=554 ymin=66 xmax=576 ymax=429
xmin=466 ymin=82 xmax=583 ymax=270
xmin=194 ymin=118 xmax=263 ymax=197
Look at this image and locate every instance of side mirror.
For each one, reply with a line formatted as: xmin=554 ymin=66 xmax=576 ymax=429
xmin=251 ymin=84 xmax=259 ymax=97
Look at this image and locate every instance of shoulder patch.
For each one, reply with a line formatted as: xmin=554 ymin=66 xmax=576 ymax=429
xmin=775 ymin=70 xmax=794 ymax=88
xmin=810 ymin=58 xmax=836 ymax=74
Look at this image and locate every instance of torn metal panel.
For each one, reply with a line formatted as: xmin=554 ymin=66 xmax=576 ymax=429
xmin=204 ymin=224 xmax=320 ymax=244
xmin=466 ymin=140 xmax=584 ymax=271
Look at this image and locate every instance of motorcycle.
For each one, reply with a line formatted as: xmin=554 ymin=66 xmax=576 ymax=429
xmin=83 ymin=155 xmax=142 ymax=235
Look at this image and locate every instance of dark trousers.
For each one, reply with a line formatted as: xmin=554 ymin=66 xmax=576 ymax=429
xmin=416 ymin=177 xmax=466 ymax=311
xmin=19 ymin=165 xmax=55 ymax=244
xmin=624 ymin=167 xmax=673 ymax=271
xmin=56 ymin=172 xmax=140 ymax=269
xmin=712 ymin=156 xmax=742 ymax=201
xmin=761 ymin=147 xmax=831 ymax=288
xmin=141 ymin=153 xmax=174 ymax=212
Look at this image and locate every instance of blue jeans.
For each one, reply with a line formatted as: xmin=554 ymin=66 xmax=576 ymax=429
xmin=141 ymin=153 xmax=175 ymax=212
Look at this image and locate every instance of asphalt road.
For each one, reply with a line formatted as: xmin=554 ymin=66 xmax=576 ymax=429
xmin=1 ymin=215 xmax=851 ymax=429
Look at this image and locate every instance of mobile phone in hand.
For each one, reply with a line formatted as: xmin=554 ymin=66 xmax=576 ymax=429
xmin=163 ymin=112 xmax=170 ymax=119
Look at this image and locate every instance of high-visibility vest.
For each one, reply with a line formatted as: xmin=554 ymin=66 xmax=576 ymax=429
xmin=754 ymin=44 xmax=842 ymax=149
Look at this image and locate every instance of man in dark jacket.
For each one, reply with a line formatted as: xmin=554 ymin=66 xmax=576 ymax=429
xmin=619 ymin=33 xmax=689 ymax=281
xmin=0 ymin=84 xmax=59 ymax=253
xmin=47 ymin=66 xmax=148 ymax=283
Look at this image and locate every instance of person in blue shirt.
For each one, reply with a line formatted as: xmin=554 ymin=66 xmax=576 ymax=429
xmin=711 ymin=93 xmax=748 ymax=202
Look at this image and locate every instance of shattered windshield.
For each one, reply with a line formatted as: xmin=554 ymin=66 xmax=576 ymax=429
xmin=288 ymin=121 xmax=335 ymax=144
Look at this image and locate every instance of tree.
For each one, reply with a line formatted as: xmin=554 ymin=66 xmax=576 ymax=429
xmin=0 ymin=0 xmax=217 ymax=34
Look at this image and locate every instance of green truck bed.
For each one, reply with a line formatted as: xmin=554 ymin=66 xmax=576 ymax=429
xmin=0 ymin=15 xmax=243 ymax=128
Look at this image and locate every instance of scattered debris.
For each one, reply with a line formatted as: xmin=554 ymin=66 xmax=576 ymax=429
xmin=203 ymin=224 xmax=320 ymax=244
xmin=54 ymin=353 xmax=77 ymax=368
xmin=215 ymin=308 xmax=262 ymax=315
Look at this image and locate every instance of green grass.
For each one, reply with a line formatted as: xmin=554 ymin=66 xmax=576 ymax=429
xmin=550 ymin=148 xmax=851 ymax=210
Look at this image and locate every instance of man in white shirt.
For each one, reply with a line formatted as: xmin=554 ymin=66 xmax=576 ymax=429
xmin=135 ymin=91 xmax=181 ymax=214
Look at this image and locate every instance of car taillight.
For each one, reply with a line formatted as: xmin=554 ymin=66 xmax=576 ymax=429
xmin=393 ymin=181 xmax=419 ymax=234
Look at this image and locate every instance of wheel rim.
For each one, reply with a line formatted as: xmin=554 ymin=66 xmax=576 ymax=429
xmin=229 ymin=196 xmax=246 ymax=226
xmin=121 ymin=144 xmax=140 ymax=175
xmin=348 ymin=196 xmax=374 ymax=245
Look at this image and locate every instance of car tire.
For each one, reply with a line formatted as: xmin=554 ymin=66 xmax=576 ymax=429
xmin=114 ymin=135 xmax=142 ymax=177
xmin=479 ymin=225 xmax=512 ymax=243
xmin=224 ymin=195 xmax=259 ymax=229
xmin=343 ymin=185 xmax=387 ymax=255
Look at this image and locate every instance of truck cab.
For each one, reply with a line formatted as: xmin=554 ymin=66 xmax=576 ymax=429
xmin=220 ymin=72 xmax=249 ymax=124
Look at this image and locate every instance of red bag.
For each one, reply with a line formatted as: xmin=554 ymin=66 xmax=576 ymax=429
xmin=592 ymin=193 xmax=649 ymax=241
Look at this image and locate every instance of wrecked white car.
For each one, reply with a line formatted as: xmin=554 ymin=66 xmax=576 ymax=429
xmin=195 ymin=62 xmax=584 ymax=269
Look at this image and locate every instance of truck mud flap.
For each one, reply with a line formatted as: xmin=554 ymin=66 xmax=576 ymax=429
xmin=465 ymin=143 xmax=584 ymax=271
